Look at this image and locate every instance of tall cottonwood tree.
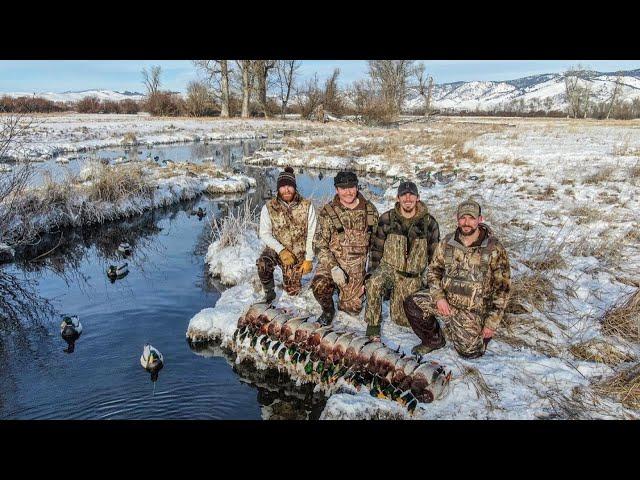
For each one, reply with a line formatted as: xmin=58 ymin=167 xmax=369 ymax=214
xmin=193 ymin=60 xmax=232 ymax=117
xmin=275 ymin=60 xmax=301 ymax=118
xmin=367 ymin=60 xmax=414 ymax=117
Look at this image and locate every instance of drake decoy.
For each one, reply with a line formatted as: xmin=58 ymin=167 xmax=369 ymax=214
xmin=140 ymin=344 xmax=164 ymax=382
xmin=117 ymin=242 xmax=132 ymax=255
xmin=60 ymin=315 xmax=82 ymax=353
xmin=107 ymin=263 xmax=129 ymax=281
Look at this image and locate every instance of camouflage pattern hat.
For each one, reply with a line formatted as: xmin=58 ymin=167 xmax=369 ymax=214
xmin=457 ymin=199 xmax=481 ymax=219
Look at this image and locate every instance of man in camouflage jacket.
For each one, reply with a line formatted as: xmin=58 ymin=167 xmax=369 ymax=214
xmin=404 ymin=199 xmax=511 ymax=358
xmin=257 ymin=166 xmax=317 ymax=303
xmin=364 ymin=181 xmax=440 ymax=337
xmin=312 ymin=171 xmax=379 ymax=325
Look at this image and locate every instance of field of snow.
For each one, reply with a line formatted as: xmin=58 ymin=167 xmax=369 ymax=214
xmin=2 ymin=114 xmax=334 ymax=160
xmin=188 ymin=116 xmax=640 ymax=419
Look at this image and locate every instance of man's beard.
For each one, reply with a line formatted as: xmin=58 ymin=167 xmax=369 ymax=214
xmin=459 ymin=226 xmax=477 ymax=237
xmin=279 ymin=191 xmax=295 ymax=202
xmin=400 ymin=203 xmax=416 ymax=214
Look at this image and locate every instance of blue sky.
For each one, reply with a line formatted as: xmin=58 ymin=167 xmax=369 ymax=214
xmin=0 ymin=60 xmax=638 ymax=93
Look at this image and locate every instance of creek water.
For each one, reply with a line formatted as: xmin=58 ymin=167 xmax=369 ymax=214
xmin=0 ymin=141 xmax=391 ymax=419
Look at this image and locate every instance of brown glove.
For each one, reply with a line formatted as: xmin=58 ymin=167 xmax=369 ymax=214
xmin=278 ymin=248 xmax=297 ymax=267
xmin=298 ymin=260 xmax=313 ymax=274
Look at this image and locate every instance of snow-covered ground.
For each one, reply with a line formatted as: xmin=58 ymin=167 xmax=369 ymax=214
xmin=188 ymin=116 xmax=640 ymax=419
xmin=5 ymin=161 xmax=255 ymax=244
xmin=2 ymin=114 xmax=340 ymax=160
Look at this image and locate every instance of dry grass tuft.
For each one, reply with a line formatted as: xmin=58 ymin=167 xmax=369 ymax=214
xmin=582 ymin=166 xmax=615 ymax=185
xmin=594 ymin=363 xmax=640 ymax=410
xmin=459 ymin=363 xmax=500 ymax=409
xmin=507 ymin=272 xmax=557 ymax=313
xmin=569 ymin=339 xmax=635 ymax=366
xmin=571 ymin=205 xmax=599 ymax=224
xmin=210 ymin=200 xmax=258 ymax=248
xmin=601 ymin=290 xmax=640 ymax=341
xmin=84 ymin=162 xmax=154 ymax=202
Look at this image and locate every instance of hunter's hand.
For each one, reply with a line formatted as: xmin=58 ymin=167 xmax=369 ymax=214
xmin=278 ymin=248 xmax=297 ymax=267
xmin=331 ymin=266 xmax=347 ymax=287
xmin=482 ymin=327 xmax=494 ymax=339
xmin=436 ymin=298 xmax=452 ymax=316
xmin=298 ymin=260 xmax=313 ymax=275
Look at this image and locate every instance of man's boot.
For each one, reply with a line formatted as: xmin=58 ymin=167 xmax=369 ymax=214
xmin=262 ymin=281 xmax=276 ymax=304
xmin=318 ymin=303 xmax=335 ymax=326
xmin=411 ymin=319 xmax=446 ymax=355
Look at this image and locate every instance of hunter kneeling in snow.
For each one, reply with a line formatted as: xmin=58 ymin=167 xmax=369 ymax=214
xmin=257 ymin=166 xmax=317 ymax=304
xmin=404 ymin=199 xmax=511 ymax=358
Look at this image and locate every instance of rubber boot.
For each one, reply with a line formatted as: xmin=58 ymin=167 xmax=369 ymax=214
xmin=318 ymin=304 xmax=336 ymax=326
xmin=263 ymin=281 xmax=276 ymax=304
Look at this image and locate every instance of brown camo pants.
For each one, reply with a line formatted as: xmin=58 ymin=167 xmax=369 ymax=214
xmin=256 ymin=247 xmax=303 ymax=296
xmin=404 ymin=290 xmax=486 ymax=358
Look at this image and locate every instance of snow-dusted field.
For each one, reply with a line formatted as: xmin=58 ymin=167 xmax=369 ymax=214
xmin=4 ymin=113 xmax=638 ymax=418
xmin=2 ymin=113 xmax=347 ymax=160
xmin=188 ymin=116 xmax=640 ymax=419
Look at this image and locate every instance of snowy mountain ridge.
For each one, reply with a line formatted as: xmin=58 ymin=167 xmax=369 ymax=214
xmin=409 ymin=68 xmax=640 ymax=112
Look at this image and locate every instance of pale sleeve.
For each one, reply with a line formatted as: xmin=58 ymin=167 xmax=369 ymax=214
xmin=305 ymin=204 xmax=317 ymax=261
xmin=259 ymin=204 xmax=284 ymax=253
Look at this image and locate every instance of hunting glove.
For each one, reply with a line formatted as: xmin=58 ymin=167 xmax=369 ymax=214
xmin=331 ymin=265 xmax=347 ymax=286
xmin=278 ymin=248 xmax=297 ymax=267
xmin=299 ymin=260 xmax=313 ymax=274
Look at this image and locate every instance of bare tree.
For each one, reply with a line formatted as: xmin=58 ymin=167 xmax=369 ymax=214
xmin=368 ymin=60 xmax=415 ymax=117
xmin=193 ymin=60 xmax=232 ymax=117
xmin=413 ymin=62 xmax=435 ymax=117
xmin=141 ymin=65 xmax=162 ymax=97
xmin=185 ymin=80 xmax=213 ymax=117
xmin=606 ymin=72 xmax=625 ymax=120
xmin=236 ymin=60 xmax=255 ymax=118
xmin=0 ymin=115 xmax=37 ymax=248
xmin=253 ymin=60 xmax=277 ymax=118
xmin=296 ymin=73 xmax=324 ymax=120
xmin=564 ymin=65 xmax=592 ymax=119
xmin=323 ymin=68 xmax=343 ymax=114
xmin=275 ymin=60 xmax=301 ymax=118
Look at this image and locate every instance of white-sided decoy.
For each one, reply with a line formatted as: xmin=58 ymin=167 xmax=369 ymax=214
xmin=107 ymin=263 xmax=129 ymax=281
xmin=60 ymin=315 xmax=82 ymax=353
xmin=117 ymin=242 xmax=132 ymax=255
xmin=140 ymin=344 xmax=164 ymax=382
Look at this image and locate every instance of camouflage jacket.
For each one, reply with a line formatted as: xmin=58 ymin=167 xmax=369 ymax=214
xmin=313 ymin=192 xmax=379 ymax=271
xmin=427 ymin=224 xmax=511 ymax=331
xmin=265 ymin=193 xmax=312 ymax=263
xmin=369 ymin=201 xmax=440 ymax=279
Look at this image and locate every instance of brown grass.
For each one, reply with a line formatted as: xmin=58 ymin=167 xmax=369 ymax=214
xmin=594 ymin=363 xmax=640 ymax=410
xmin=83 ymin=162 xmax=154 ymax=202
xmin=601 ymin=290 xmax=640 ymax=341
xmin=582 ymin=166 xmax=615 ymax=185
xmin=569 ymin=339 xmax=635 ymax=366
xmin=570 ymin=205 xmax=599 ymax=225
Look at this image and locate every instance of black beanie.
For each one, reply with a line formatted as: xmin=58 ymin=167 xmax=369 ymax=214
xmin=277 ymin=166 xmax=296 ymax=190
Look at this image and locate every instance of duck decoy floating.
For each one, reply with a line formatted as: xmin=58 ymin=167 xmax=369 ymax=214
xmin=107 ymin=263 xmax=129 ymax=281
xmin=117 ymin=242 xmax=132 ymax=255
xmin=60 ymin=315 xmax=82 ymax=353
xmin=140 ymin=344 xmax=164 ymax=382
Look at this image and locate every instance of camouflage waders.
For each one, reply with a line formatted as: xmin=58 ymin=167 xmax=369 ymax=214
xmin=256 ymin=247 xmax=304 ymax=296
xmin=312 ymin=194 xmax=378 ymax=316
xmin=257 ymin=194 xmax=310 ymax=297
xmin=364 ymin=201 xmax=440 ymax=330
xmin=405 ymin=225 xmax=511 ymax=358
xmin=365 ymin=263 xmax=422 ymax=328
xmin=405 ymin=291 xmax=483 ymax=357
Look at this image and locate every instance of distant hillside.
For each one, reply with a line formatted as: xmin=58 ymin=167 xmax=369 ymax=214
xmin=2 ymin=89 xmax=146 ymax=103
xmin=405 ymin=68 xmax=640 ymax=112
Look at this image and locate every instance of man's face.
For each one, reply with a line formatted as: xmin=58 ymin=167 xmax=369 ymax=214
xmin=457 ymin=214 xmax=482 ymax=236
xmin=278 ymin=185 xmax=295 ymax=202
xmin=336 ymin=186 xmax=358 ymax=205
xmin=398 ymin=193 xmax=418 ymax=213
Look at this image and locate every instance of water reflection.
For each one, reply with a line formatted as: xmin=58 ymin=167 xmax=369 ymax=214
xmin=188 ymin=340 xmax=327 ymax=420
